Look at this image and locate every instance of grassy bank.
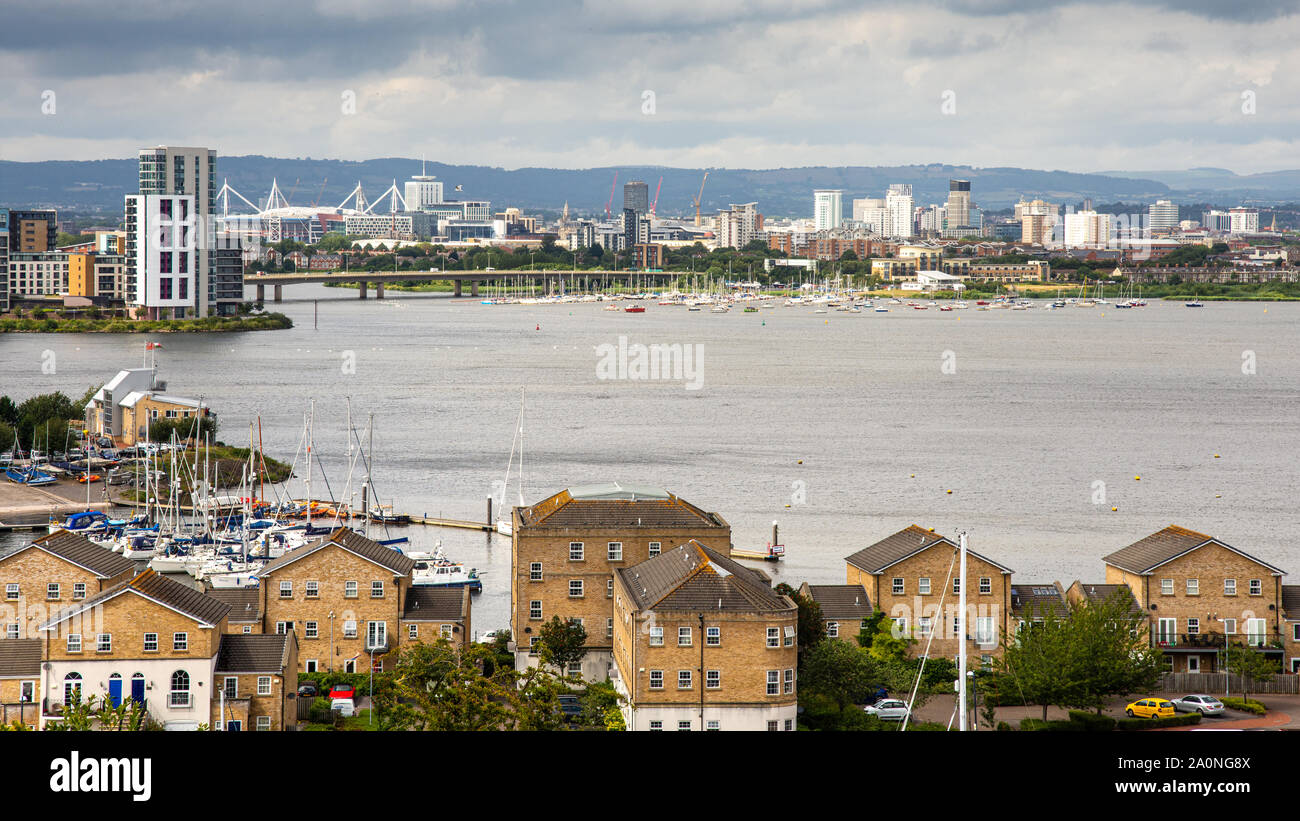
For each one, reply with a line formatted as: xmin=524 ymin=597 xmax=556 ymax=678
xmin=0 ymin=313 xmax=294 ymax=333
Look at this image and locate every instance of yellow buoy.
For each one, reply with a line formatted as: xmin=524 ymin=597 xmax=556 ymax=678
xmin=1214 ymin=454 xmax=1220 ymax=458
xmin=909 ymin=474 xmax=915 ymax=478
xmin=1111 ymin=506 xmax=1117 ymax=511
xmin=1215 ymin=494 xmax=1221 ymax=498
xmin=796 ymin=460 xmax=803 ymax=465
xmin=946 ymin=489 xmax=953 ymax=494
xmin=1134 ymin=475 xmax=1140 ymax=481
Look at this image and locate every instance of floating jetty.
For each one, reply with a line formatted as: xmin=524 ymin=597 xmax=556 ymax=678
xmin=728 ymin=522 xmax=786 ymax=562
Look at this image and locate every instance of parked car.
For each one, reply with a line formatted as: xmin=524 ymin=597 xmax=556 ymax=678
xmin=476 ymin=629 xmax=503 ymax=645
xmin=863 ymin=699 xmax=910 ymax=721
xmin=328 ymin=683 xmax=356 ymax=701
xmin=297 ymin=682 xmax=319 ymax=699
xmin=330 ymin=697 xmax=356 ymax=718
xmin=1170 ymin=694 xmax=1225 ymax=716
xmin=1125 ymin=697 xmax=1176 ymax=719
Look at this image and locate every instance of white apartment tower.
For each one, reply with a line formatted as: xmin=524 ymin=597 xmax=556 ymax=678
xmin=1063 ymin=210 xmax=1114 ymax=248
xmin=814 ymin=190 xmax=843 ymax=231
xmin=1148 ymin=200 xmax=1179 ymax=231
xmin=133 ymin=146 xmax=217 ymax=317
xmin=124 ymin=194 xmax=197 ymax=316
xmin=716 ymin=202 xmax=761 ymax=249
xmin=885 ymin=184 xmax=914 ymax=238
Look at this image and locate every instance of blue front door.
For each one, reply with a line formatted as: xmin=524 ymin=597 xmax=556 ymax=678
xmin=130 ymin=675 xmax=145 ymax=706
xmin=108 ymin=677 xmax=122 ymax=708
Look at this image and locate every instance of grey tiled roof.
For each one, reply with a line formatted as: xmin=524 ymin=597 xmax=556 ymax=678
xmin=801 ymin=584 xmax=872 ymax=619
xmin=214 ymin=633 xmax=292 ymax=674
xmin=255 ymin=527 xmax=415 ymax=578
xmin=205 ymin=588 xmax=261 ymax=622
xmin=0 ymin=639 xmax=41 ymax=678
xmin=617 ymin=541 xmax=791 ymax=613
xmin=403 ymin=587 xmax=467 ymax=621
xmin=1072 ymin=583 xmax=1145 ymax=616
xmin=26 ymin=529 xmax=136 ymax=578
xmin=1102 ymin=525 xmax=1284 ymax=575
xmin=40 ymin=569 xmax=231 ymax=629
xmin=844 ymin=525 xmax=1012 ymax=575
xmin=1010 ymin=582 xmax=1069 ymax=618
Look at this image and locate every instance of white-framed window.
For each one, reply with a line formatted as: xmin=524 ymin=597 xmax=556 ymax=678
xmin=242 ymin=625 xmax=252 ymax=634
xmin=706 ymin=720 xmax=719 ymax=731
xmin=677 ymin=720 xmax=692 ymax=731
xmin=19 ymin=681 xmax=34 ymax=703
xmin=893 ymin=617 xmax=908 ymax=635
xmin=569 ymin=580 xmax=584 ymax=598
xmin=607 ymin=579 xmax=614 ymax=599
xmin=344 ymin=580 xmax=358 ymax=598
xmin=918 ymin=617 xmax=932 ymax=636
xmin=1186 ymin=579 xmax=1199 ymax=596
xmin=608 ymin=542 xmax=623 ymax=561
xmin=784 ymin=625 xmax=795 ymax=646
xmin=677 ymin=670 xmax=692 ymax=689
xmin=72 ymin=583 xmax=86 ymax=600
xmin=279 ymin=581 xmax=292 ymax=598
xmin=706 ymin=670 xmax=720 ymax=689
xmin=67 ymin=633 xmax=82 ymax=653
xmin=767 ymin=720 xmax=779 ymax=731
xmin=4 ymin=584 xmax=17 ymax=601
xmin=892 ymin=578 xmax=904 ymax=595
xmin=4 ymin=623 xmax=16 ymax=640
xmin=918 ymin=577 xmax=931 ymax=595
xmin=649 ymin=720 xmax=663 ymax=730
xmin=784 ymin=668 xmax=795 ymax=694
xmin=1161 ymin=578 xmax=1174 ymax=595
xmin=1293 ymin=624 xmax=1300 ymax=642
xmin=275 ymin=621 xmax=291 ymax=635
xmin=47 ymin=583 xmax=60 ymax=600
xmin=649 ymin=670 xmax=663 ymax=689
xmin=706 ymin=626 xmax=720 ymax=646
xmin=953 ymin=577 xmax=961 ymax=594
xmin=569 ymin=542 xmax=584 ymax=561
xmin=408 ymin=624 xmax=419 ymax=640
xmin=529 ymin=601 xmax=542 ymax=620
xmin=566 ymin=660 xmax=582 ymax=677
xmin=679 ymin=626 xmax=692 ymax=647
xmin=305 ymin=621 xmax=318 ymax=639
xmin=305 ymin=581 xmax=319 ymax=598
xmin=170 ymin=670 xmax=191 ymax=707
xmin=1187 ymin=618 xmax=1199 ymax=635
xmin=366 ymin=621 xmax=387 ymax=650
xmin=143 ymin=632 xmax=158 ymax=652
xmin=1250 ymin=579 xmax=1262 ymax=596
xmin=1224 ymin=578 xmax=1237 ymax=595
xmin=343 ymin=620 xmax=357 ymax=639
xmin=766 ymin=670 xmax=779 ymax=695
xmin=648 ymin=541 xmax=661 ymax=557
xmin=64 ymin=673 xmax=82 ymax=704
xmin=529 ymin=562 xmax=543 ymax=582
xmin=343 ymin=659 xmax=356 ymax=673
xmin=1224 ymin=618 xmax=1237 ymax=634
xmin=606 ymin=618 xmax=613 ymax=639
xmin=441 ymin=624 xmax=453 ymax=641
xmin=766 ymin=627 xmax=780 ymax=648
xmin=979 ymin=577 xmax=992 ymax=594
xmin=257 ymin=676 xmax=272 ymax=696
xmin=305 ymin=660 xmax=318 ymax=673
xmin=96 ymin=633 xmax=111 ymax=653
xmin=256 ymin=716 xmax=271 ymax=731
xmin=223 ymin=677 xmax=237 ymax=699
xmin=1156 ymin=618 xmax=1176 ymax=644
xmin=371 ymin=580 xmax=385 ymax=599
xmin=649 ymin=626 xmax=664 ymax=646
xmin=975 ymin=617 xmax=995 ymax=645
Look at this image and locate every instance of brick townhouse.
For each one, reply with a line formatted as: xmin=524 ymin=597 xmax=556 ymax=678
xmin=798 ymin=582 xmax=872 ymax=643
xmin=844 ymin=525 xmax=1014 ymax=668
xmin=1283 ymin=586 xmax=1300 ymax=674
xmin=611 ymin=540 xmax=798 ymax=731
xmin=0 ymin=639 xmax=40 ymax=726
xmin=211 ymin=632 xmax=299 ymax=731
xmin=0 ymin=530 xmax=136 ymax=641
xmin=1102 ymin=525 xmax=1287 ymax=674
xmin=511 ymin=482 xmax=731 ymax=680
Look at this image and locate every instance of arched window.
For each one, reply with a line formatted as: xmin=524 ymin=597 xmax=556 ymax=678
xmin=169 ymin=670 xmax=190 ymax=707
xmin=63 ymin=672 xmax=82 ymax=705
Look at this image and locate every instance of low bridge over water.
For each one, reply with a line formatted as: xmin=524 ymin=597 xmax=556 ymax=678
xmin=244 ymin=269 xmax=681 ymax=301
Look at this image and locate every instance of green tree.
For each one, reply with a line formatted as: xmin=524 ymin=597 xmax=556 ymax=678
xmin=536 ymin=616 xmax=588 ymax=678
xmin=997 ymin=605 xmax=1075 ymax=720
xmin=799 ymin=638 xmax=883 ymax=716
xmin=1224 ymin=643 xmax=1280 ymax=698
xmin=390 ymin=641 xmax=514 ymax=731
xmin=1066 ymin=588 xmax=1161 ymax=713
xmin=775 ymin=583 xmax=826 ymax=662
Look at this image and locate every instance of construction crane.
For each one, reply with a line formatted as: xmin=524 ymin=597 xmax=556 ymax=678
xmin=311 ymin=177 xmax=328 ymax=208
xmin=692 ymin=171 xmax=709 ymax=227
xmin=651 ymin=176 xmax=662 ymax=217
xmin=605 ymin=171 xmax=619 ymax=220
xmin=285 ymin=177 xmax=300 ymax=205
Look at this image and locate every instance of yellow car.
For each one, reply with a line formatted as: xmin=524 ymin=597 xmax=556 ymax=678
xmin=1126 ymin=698 xmax=1176 ymax=719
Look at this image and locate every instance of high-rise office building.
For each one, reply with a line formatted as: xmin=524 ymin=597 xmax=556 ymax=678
xmin=945 ymin=180 xmax=971 ymax=230
xmin=0 ymin=211 xmax=7 ymax=313
xmin=814 ymin=190 xmax=843 ymax=231
xmin=624 ymin=181 xmax=650 ymax=217
xmin=1229 ymin=208 xmax=1259 ymax=234
xmin=404 ymin=173 xmax=444 ymax=211
xmin=1148 ymin=199 xmax=1178 ymax=232
xmin=133 ymin=146 xmax=219 ymax=316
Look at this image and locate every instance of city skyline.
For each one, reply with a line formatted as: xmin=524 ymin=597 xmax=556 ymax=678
xmin=1 ymin=1 xmax=1298 ymax=173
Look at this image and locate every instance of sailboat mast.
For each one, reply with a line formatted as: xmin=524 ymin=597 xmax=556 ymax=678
xmin=958 ymin=531 xmax=968 ymax=732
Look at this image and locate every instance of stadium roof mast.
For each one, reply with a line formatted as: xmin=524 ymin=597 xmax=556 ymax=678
xmin=216 ymin=179 xmax=260 ymax=217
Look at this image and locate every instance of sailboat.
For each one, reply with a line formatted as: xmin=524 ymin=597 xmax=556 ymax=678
xmin=496 ymin=396 xmax=525 ymax=536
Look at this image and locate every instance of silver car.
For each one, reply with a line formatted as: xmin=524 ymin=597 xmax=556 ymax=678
xmin=863 ymin=699 xmax=910 ymax=721
xmin=1170 ymin=694 xmax=1225 ymax=715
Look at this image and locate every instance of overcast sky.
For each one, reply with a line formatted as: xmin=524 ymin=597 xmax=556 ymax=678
xmin=1 ymin=0 xmax=1297 ymax=173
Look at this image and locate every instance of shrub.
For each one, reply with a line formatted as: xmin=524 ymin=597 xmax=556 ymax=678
xmin=1068 ymin=710 xmax=1117 ymax=732
xmin=1117 ymin=713 xmax=1202 ymax=731
xmin=1222 ymin=697 xmax=1266 ymax=715
xmin=1020 ymin=718 xmax=1086 ymax=732
xmin=996 ymin=721 xmax=1013 ymax=732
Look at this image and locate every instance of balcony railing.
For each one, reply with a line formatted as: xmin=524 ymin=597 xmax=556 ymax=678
xmin=1155 ymin=630 xmax=1281 ymax=649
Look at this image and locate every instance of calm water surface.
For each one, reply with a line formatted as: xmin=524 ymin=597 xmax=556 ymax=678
xmin=4 ymin=287 xmax=1299 ymax=633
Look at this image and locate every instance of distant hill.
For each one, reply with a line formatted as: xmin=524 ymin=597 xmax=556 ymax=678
xmin=2 ymin=156 xmax=1292 ymax=217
